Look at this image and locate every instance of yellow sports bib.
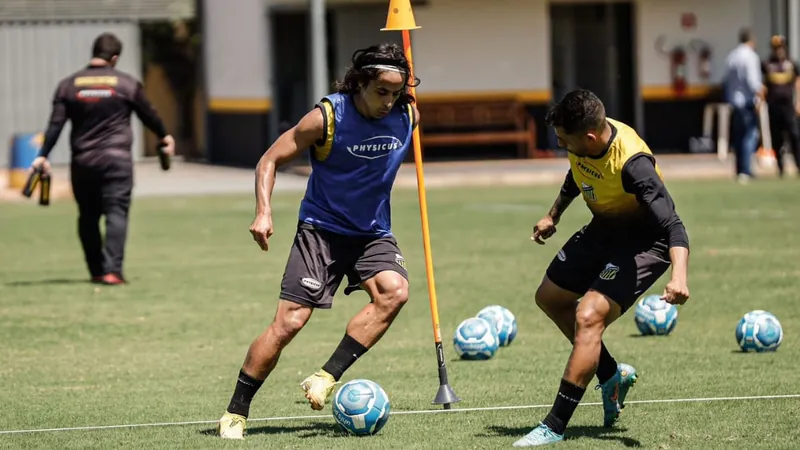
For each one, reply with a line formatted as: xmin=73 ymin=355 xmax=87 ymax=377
xmin=568 ymin=118 xmax=662 ymax=217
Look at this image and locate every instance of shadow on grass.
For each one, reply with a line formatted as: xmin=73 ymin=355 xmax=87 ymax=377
xmin=730 ymin=349 xmax=775 ymax=354
xmin=627 ymin=334 xmax=673 ymax=339
xmin=478 ymin=425 xmax=642 ymax=447
xmin=200 ymin=421 xmax=345 ymax=439
xmin=450 ymin=357 xmax=498 ymax=363
xmin=5 ymin=278 xmax=94 ymax=287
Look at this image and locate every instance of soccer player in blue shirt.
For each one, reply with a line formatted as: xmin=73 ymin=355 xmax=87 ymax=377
xmin=217 ymin=43 xmax=419 ymax=439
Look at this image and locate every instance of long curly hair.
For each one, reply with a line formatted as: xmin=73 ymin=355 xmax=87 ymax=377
xmin=333 ymin=42 xmax=421 ymax=106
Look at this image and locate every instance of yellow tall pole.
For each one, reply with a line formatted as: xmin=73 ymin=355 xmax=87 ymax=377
xmin=381 ymin=0 xmax=460 ymax=409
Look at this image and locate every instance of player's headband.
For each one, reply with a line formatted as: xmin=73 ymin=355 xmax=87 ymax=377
xmin=362 ymin=64 xmax=407 ymax=74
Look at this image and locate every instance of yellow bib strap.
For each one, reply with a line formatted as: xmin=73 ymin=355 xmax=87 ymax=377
xmin=314 ymin=99 xmax=336 ymax=161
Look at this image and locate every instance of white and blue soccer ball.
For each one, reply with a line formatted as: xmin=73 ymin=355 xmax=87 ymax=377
xmin=735 ymin=310 xmax=783 ymax=352
xmin=332 ymin=379 xmax=391 ymax=436
xmin=477 ymin=305 xmax=518 ymax=347
xmin=634 ymin=294 xmax=678 ymax=336
xmin=453 ymin=317 xmax=499 ymax=360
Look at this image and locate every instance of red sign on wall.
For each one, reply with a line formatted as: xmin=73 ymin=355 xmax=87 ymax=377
xmin=681 ymin=13 xmax=697 ymax=31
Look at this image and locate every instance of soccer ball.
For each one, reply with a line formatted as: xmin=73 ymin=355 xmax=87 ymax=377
xmin=332 ymin=379 xmax=391 ymax=436
xmin=735 ymin=310 xmax=783 ymax=352
xmin=476 ymin=305 xmax=518 ymax=347
xmin=634 ymin=294 xmax=678 ymax=336
xmin=453 ymin=317 xmax=499 ymax=360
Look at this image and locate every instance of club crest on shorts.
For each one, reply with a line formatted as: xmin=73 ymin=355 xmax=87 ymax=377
xmin=394 ymin=253 xmax=406 ymax=269
xmin=600 ymin=263 xmax=619 ymax=281
xmin=581 ymin=182 xmax=596 ymax=202
xmin=599 ymin=263 xmax=619 ymax=280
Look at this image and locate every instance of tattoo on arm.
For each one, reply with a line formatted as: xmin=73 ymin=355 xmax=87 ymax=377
xmin=550 ymin=169 xmax=579 ymax=220
xmin=548 ymin=194 xmax=575 ymax=221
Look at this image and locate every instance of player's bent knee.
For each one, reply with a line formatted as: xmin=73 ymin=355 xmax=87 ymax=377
xmin=575 ymin=290 xmax=620 ymax=331
xmin=535 ymin=276 xmax=578 ymax=311
xmin=575 ymin=292 xmax=609 ymax=330
xmin=575 ymin=307 xmax=605 ymax=331
xmin=270 ymin=316 xmax=309 ymax=346
xmin=271 ymin=300 xmax=313 ymax=345
xmin=371 ymin=271 xmax=409 ymax=312
xmin=534 ymin=283 xmax=555 ymax=311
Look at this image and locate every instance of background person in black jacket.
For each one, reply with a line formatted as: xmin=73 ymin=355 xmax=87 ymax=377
xmin=762 ymin=34 xmax=800 ymax=176
xmin=29 ymin=32 xmax=175 ymax=285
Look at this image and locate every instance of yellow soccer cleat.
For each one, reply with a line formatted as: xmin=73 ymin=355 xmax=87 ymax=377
xmin=300 ymin=370 xmax=338 ymax=411
xmin=217 ymin=412 xmax=246 ymax=440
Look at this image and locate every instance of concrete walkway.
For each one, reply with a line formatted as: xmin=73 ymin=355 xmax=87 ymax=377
xmin=0 ymin=153 xmax=787 ymax=202
xmin=0 ymin=159 xmax=307 ymax=202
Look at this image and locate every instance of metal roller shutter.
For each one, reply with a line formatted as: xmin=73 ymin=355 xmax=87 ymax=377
xmin=0 ymin=21 xmax=143 ymax=166
xmin=0 ymin=0 xmax=194 ymax=21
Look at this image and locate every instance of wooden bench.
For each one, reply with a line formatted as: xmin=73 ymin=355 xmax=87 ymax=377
xmin=416 ymin=98 xmax=543 ymax=159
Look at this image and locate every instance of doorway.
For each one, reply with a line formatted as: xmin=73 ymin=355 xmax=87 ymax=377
xmin=550 ymin=2 xmax=637 ymax=127
xmin=332 ymin=5 xmax=403 ymax=80
xmin=270 ymin=9 xmax=336 ymax=131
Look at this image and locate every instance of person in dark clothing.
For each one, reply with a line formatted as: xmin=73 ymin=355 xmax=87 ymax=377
xmin=762 ymin=34 xmax=800 ymax=176
xmin=29 ymin=32 xmax=175 ymax=285
xmin=514 ymin=89 xmax=690 ymax=447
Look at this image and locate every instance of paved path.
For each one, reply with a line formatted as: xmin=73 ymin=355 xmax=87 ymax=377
xmin=0 ymin=154 xmax=787 ymax=202
xmin=0 ymin=160 xmax=307 ymax=202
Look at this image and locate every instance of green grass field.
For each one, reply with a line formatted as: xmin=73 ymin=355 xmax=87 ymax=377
xmin=1 ymin=178 xmax=799 ymax=449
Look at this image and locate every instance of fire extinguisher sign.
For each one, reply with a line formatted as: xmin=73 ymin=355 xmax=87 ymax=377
xmin=681 ymin=13 xmax=697 ymax=31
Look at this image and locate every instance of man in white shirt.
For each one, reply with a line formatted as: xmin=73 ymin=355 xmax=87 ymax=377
xmin=724 ymin=28 xmax=764 ymax=183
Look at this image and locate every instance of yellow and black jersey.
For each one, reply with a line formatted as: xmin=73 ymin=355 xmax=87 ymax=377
xmin=561 ymin=118 xmax=689 ymax=249
xmin=38 ymin=64 xmax=167 ymax=160
xmin=762 ymin=57 xmax=799 ymax=104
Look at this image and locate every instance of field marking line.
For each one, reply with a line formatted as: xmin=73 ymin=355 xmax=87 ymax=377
xmin=1 ymin=393 xmax=797 ymax=435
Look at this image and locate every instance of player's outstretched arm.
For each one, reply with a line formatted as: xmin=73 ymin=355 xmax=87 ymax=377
xmin=131 ymin=82 xmax=175 ymax=156
xmin=664 ymin=246 xmax=690 ymax=304
xmin=548 ymin=169 xmax=581 ymax=222
xmin=254 ymin=108 xmax=324 ymax=216
xmin=30 ymin=82 xmax=69 ymax=175
xmin=621 ymin=154 xmax=690 ymax=304
xmin=249 ymin=108 xmax=324 ymax=252
xmin=532 ymin=170 xmax=580 ymax=244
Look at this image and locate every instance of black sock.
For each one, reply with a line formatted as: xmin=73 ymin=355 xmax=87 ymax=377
xmin=542 ymin=379 xmax=586 ymax=435
xmin=226 ymin=369 xmax=265 ymax=418
xmin=596 ymin=342 xmax=618 ymax=384
xmin=321 ymin=334 xmax=368 ymax=381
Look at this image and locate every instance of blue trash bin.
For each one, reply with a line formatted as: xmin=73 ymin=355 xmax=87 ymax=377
xmin=8 ymin=132 xmax=43 ymax=189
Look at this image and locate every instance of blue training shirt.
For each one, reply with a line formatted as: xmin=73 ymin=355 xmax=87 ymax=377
xmin=298 ymin=92 xmax=416 ymax=237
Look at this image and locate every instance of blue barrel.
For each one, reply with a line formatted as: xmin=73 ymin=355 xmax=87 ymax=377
xmin=8 ymin=132 xmax=43 ymax=189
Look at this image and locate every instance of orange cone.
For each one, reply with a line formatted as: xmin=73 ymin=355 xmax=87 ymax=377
xmin=756 ymin=147 xmax=777 ymax=169
xmin=381 ymin=0 xmax=421 ymax=31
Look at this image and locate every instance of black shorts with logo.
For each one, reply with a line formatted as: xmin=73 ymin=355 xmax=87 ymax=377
xmin=545 ymin=225 xmax=671 ymax=313
xmin=279 ymin=222 xmax=409 ymax=309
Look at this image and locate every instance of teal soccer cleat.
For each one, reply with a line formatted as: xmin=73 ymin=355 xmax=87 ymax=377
xmin=596 ymin=371 xmax=622 ymax=427
xmin=512 ymin=423 xmax=564 ymax=447
xmin=617 ymin=363 xmax=638 ymax=409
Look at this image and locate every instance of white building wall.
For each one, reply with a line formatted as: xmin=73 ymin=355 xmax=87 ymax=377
xmin=203 ymin=0 xmax=779 ymax=106
xmin=411 ymin=0 xmax=549 ymax=95
xmin=636 ymin=0 xmax=753 ymax=87
xmin=202 ymin=0 xmax=271 ymax=107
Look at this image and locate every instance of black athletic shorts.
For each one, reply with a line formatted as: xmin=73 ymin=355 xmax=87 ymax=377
xmin=545 ymin=225 xmax=671 ymax=313
xmin=279 ymin=222 xmax=409 ymax=309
